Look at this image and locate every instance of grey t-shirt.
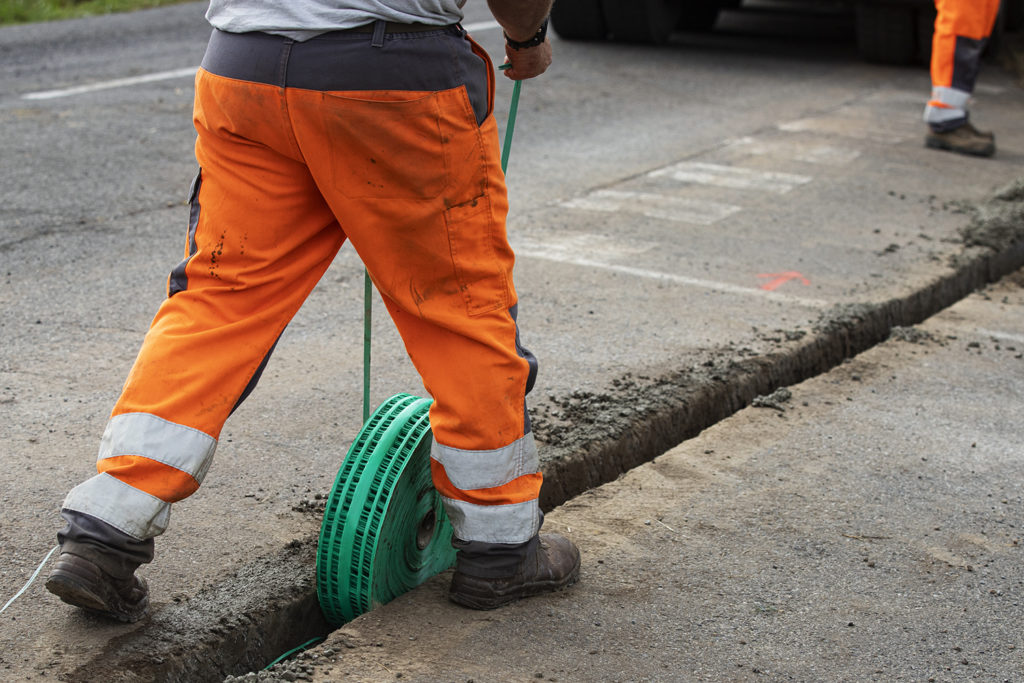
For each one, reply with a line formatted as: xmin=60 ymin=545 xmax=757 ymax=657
xmin=206 ymin=0 xmax=468 ymax=41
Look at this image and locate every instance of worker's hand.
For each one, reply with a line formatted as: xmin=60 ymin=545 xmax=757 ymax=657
xmin=502 ymin=37 xmax=552 ymax=80
xmin=488 ymin=0 xmax=554 ymax=79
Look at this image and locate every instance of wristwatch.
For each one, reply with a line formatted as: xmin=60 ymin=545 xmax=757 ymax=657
xmin=504 ymin=18 xmax=549 ymax=50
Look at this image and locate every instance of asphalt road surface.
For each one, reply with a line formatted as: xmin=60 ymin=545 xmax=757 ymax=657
xmin=1 ymin=2 xmax=1022 ymax=681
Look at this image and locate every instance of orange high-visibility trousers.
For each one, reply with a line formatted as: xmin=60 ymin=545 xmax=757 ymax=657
xmin=924 ymin=0 xmax=1001 ymax=130
xmin=62 ymin=25 xmax=542 ymax=547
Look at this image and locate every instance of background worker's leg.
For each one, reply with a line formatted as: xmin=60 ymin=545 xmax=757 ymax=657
xmin=60 ymin=68 xmax=345 ymax=564
xmin=925 ymin=0 xmax=1001 ymax=130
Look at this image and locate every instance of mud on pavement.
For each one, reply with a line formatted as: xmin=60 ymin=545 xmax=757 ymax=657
xmin=42 ymin=178 xmax=1023 ymax=682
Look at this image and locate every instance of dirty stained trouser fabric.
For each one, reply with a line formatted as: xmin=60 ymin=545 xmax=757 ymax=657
xmin=924 ymin=0 xmax=1001 ymax=131
xmin=58 ymin=24 xmax=543 ymax=574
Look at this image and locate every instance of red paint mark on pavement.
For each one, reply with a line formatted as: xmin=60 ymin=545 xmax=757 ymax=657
xmin=757 ymin=271 xmax=810 ymax=291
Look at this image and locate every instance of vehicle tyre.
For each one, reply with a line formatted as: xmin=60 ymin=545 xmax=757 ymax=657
xmin=602 ymin=0 xmax=683 ymax=44
xmin=855 ymin=2 xmax=918 ymax=64
xmin=1005 ymin=0 xmax=1024 ymax=31
xmin=550 ymin=0 xmax=608 ymax=41
xmin=677 ymin=0 xmax=723 ymax=32
xmin=916 ymin=3 xmax=936 ymax=66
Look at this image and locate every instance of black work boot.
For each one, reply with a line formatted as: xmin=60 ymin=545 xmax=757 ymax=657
xmin=46 ymin=552 xmax=149 ymax=623
xmin=925 ymin=122 xmax=996 ymax=157
xmin=449 ymin=533 xmax=581 ymax=610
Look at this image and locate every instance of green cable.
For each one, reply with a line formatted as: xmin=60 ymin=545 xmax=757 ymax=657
xmin=499 ymin=64 xmax=522 ymax=173
xmin=363 ymin=270 xmax=372 ymax=424
xmin=263 ymin=636 xmax=325 ymax=670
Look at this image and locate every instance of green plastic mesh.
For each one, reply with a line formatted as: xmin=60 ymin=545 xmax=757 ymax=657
xmin=316 ymin=393 xmax=457 ymax=626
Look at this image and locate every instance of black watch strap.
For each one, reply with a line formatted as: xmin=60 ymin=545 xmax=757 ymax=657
xmin=504 ymin=18 xmax=549 ymax=50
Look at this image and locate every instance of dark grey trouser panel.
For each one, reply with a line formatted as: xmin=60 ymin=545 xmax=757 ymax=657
xmin=509 ymin=303 xmax=539 ymax=435
xmin=951 ymin=35 xmax=987 ymax=94
xmin=58 ymin=509 xmax=154 ymax=579
xmin=453 ymin=512 xmax=544 ymax=578
xmin=929 ymin=114 xmax=970 ymax=133
xmin=231 ymin=337 xmax=279 ymax=414
xmin=168 ymin=170 xmax=202 ymax=297
xmin=167 ymin=166 xmax=275 ymax=415
xmin=200 ymin=25 xmax=490 ymax=125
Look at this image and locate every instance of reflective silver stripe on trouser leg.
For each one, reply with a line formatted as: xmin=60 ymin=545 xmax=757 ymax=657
xmin=924 ymin=86 xmax=971 ymax=126
xmin=432 ymin=433 xmax=542 ymax=544
xmin=62 ymin=412 xmax=218 ymax=540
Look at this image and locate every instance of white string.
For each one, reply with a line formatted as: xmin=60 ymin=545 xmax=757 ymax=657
xmin=1 ymin=545 xmax=59 ymax=615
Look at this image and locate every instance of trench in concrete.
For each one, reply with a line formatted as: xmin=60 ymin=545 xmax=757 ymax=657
xmin=66 ymin=184 xmax=1024 ymax=683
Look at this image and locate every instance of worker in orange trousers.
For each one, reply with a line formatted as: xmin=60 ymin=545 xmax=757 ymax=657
xmin=924 ymin=0 xmax=1002 ymax=156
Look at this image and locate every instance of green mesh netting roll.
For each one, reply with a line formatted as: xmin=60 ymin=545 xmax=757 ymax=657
xmin=316 ymin=393 xmax=457 ymax=626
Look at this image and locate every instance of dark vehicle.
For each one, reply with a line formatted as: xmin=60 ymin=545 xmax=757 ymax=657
xmin=550 ymin=0 xmax=1024 ymax=64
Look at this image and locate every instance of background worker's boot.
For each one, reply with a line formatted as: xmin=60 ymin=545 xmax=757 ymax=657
xmin=449 ymin=533 xmax=581 ymax=610
xmin=46 ymin=552 xmax=149 ymax=622
xmin=925 ymin=122 xmax=996 ymax=157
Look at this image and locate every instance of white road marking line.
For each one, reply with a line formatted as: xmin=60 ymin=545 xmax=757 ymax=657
xmin=778 ymin=116 xmax=904 ymax=143
xmin=649 ymin=161 xmax=812 ymax=194
xmin=22 ymin=67 xmax=198 ymax=101
xmin=517 ymin=233 xmax=655 ymax=260
xmin=19 ymin=22 xmax=503 ymax=102
xmin=726 ymin=136 xmax=861 ymax=165
xmin=561 ymin=189 xmax=742 ymax=225
xmin=513 ymin=240 xmax=830 ymax=308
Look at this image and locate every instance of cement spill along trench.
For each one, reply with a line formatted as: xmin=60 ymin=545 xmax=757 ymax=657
xmin=66 ymin=181 xmax=1024 ymax=683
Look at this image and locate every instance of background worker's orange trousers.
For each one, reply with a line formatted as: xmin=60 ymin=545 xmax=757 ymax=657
xmin=62 ymin=25 xmax=543 ymax=547
xmin=925 ymin=0 xmax=1001 ymax=130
